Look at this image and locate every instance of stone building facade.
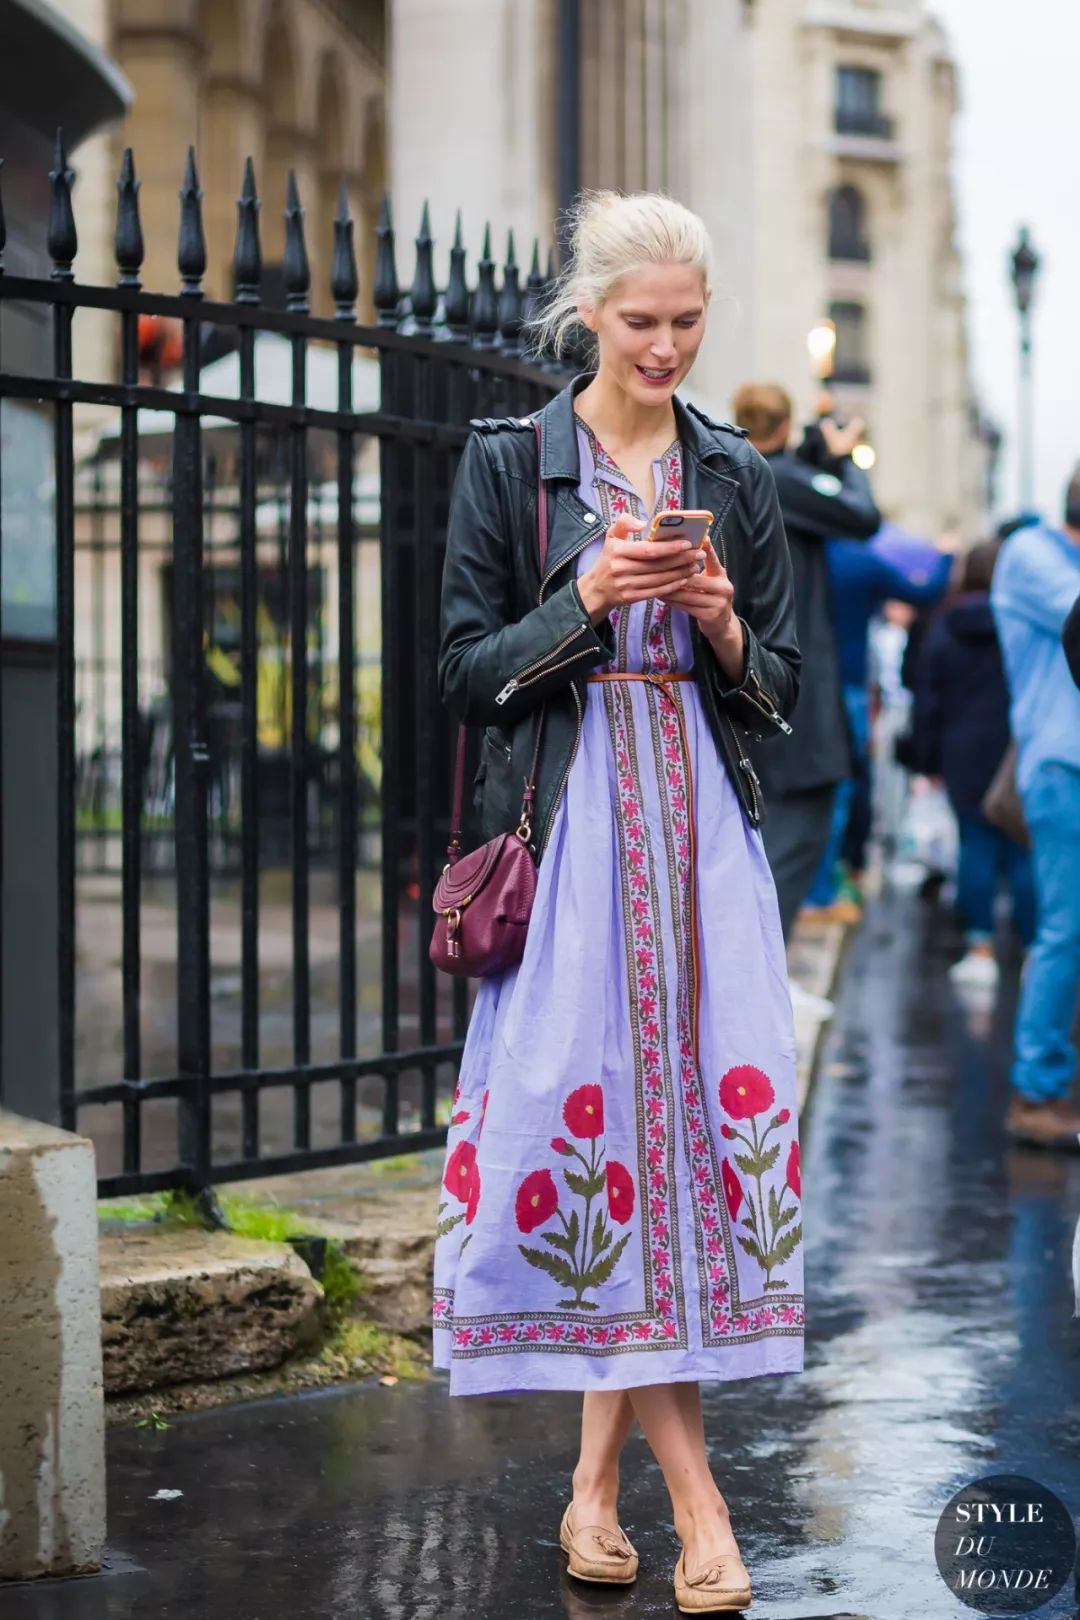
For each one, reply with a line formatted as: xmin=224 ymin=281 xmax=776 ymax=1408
xmin=45 ymin=0 xmax=983 ymax=531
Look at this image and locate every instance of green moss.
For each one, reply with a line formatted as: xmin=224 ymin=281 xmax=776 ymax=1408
xmin=320 ymin=1318 xmax=426 ymax=1382
xmin=320 ymin=1243 xmax=363 ymax=1325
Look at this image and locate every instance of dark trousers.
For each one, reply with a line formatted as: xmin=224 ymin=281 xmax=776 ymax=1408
xmin=955 ymin=815 xmax=1036 ymax=946
xmin=761 ymin=786 xmax=837 ymax=942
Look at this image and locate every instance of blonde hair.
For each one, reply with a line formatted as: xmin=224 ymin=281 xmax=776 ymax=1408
xmin=527 ymin=190 xmax=713 ymax=361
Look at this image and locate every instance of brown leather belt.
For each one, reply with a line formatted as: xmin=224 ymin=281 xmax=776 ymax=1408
xmin=586 ymin=671 xmax=695 ymax=683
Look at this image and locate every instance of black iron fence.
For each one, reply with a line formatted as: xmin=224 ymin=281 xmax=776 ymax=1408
xmin=0 ymin=132 xmax=565 ymax=1196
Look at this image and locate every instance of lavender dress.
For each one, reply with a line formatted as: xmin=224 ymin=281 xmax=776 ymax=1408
xmin=433 ymin=422 xmax=805 ymax=1396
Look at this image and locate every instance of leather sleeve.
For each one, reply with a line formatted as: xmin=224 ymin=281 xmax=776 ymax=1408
xmin=702 ymin=448 xmax=801 ymax=733
xmin=769 ymin=453 xmax=880 ymax=542
xmin=437 ymin=432 xmax=615 ymax=727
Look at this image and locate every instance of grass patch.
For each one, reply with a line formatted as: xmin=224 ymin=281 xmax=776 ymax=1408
xmin=320 ymin=1318 xmax=426 ymax=1383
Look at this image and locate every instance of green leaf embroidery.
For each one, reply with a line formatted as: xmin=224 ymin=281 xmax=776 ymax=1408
xmin=542 ymin=1229 xmax=577 ymax=1255
xmin=769 ymin=1223 xmax=802 ymax=1267
xmin=733 ymin=1150 xmax=764 ymax=1177
xmin=597 ymin=1227 xmax=612 ymax=1253
xmin=767 ymin=1186 xmax=780 ymax=1229
xmin=460 ymin=1233 xmax=473 ymax=1252
xmin=563 ymin=1169 xmax=591 ymax=1198
xmin=518 ymin=1245 xmax=577 ymax=1288
xmin=579 ymin=1230 xmax=631 ymax=1291
xmin=735 ymin=1232 xmax=766 ymax=1266
xmin=566 ymin=1208 xmax=581 ymax=1257
xmin=590 ymin=1208 xmax=607 ymax=1262
xmin=758 ymin=1141 xmax=780 ymax=1173
xmin=740 ymin=1214 xmax=757 ymax=1232
xmin=774 ymin=1205 xmax=797 ymax=1230
xmin=436 ymin=1211 xmax=465 ymax=1239
xmin=557 ymin=1297 xmax=600 ymax=1311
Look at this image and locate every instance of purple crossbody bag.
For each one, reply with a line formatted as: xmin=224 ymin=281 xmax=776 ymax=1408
xmin=429 ymin=421 xmax=549 ymax=977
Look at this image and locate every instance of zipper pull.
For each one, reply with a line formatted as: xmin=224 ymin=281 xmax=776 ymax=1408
xmin=494 ymin=678 xmax=519 ymax=706
xmin=770 ymin=712 xmax=793 ymax=736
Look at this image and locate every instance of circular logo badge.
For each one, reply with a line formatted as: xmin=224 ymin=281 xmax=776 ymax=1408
xmin=935 ymin=1474 xmax=1077 ymax=1613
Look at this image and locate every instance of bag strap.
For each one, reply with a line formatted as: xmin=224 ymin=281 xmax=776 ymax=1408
xmin=446 ymin=419 xmax=548 ymax=866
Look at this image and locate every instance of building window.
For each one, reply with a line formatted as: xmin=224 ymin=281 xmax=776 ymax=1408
xmin=828 ymin=186 xmax=871 ymax=262
xmin=835 ymin=67 xmax=893 ymax=138
xmin=829 ymin=300 xmax=870 ymax=384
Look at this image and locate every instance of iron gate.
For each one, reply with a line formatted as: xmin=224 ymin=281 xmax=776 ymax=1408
xmin=0 ymin=132 xmax=565 ymax=1196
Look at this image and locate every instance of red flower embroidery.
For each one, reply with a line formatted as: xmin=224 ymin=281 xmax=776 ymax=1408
xmin=443 ymin=1140 xmax=477 ymax=1203
xmin=786 ymin=1140 xmax=801 ymax=1199
xmin=550 ymin=1136 xmax=573 ymax=1156
xmin=721 ymin=1159 xmax=743 ymax=1219
xmin=776 ymin=1107 xmax=790 ymax=1125
xmin=465 ymin=1166 xmax=481 ymax=1225
xmin=719 ymin=1064 xmax=776 ymax=1120
xmin=480 ymin=1089 xmax=490 ymax=1130
xmin=563 ymin=1084 xmax=604 ymax=1139
xmin=606 ymin=1160 xmax=635 ymax=1225
xmin=515 ymin=1168 xmax=558 ymax=1234
xmin=450 ymin=1110 xmax=470 ymax=1126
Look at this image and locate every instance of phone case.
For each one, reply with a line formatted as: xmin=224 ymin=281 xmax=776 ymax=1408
xmin=645 ymin=509 xmax=715 ymax=547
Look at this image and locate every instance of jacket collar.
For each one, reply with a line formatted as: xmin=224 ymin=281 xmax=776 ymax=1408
xmin=535 ymin=372 xmax=736 ymax=483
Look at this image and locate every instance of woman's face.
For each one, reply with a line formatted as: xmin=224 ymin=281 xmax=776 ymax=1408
xmin=579 ymin=262 xmax=710 ymax=407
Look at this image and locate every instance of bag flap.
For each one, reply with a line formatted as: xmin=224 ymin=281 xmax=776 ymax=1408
xmin=432 ymin=834 xmax=511 ymax=909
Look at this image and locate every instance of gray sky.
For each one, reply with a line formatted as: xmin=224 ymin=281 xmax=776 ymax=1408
xmin=932 ymin=0 xmax=1074 ymax=526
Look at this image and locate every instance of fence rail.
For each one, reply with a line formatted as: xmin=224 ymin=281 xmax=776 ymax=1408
xmin=0 ymin=131 xmax=565 ymax=1197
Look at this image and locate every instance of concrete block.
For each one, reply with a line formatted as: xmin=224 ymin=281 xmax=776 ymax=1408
xmin=0 ymin=1111 xmax=105 ymax=1580
xmin=98 ymin=1229 xmax=323 ymax=1394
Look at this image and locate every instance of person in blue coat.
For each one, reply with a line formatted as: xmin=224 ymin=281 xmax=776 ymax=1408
xmin=804 ymin=529 xmax=953 ymax=916
xmin=913 ymin=541 xmax=1035 ymax=987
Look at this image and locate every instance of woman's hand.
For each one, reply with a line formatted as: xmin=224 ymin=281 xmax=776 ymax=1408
xmin=656 ymin=537 xmax=746 ymax=683
xmin=577 ymin=515 xmax=704 ymax=624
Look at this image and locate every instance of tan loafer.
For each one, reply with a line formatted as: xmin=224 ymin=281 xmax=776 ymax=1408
xmin=673 ymin=1548 xmax=753 ymax=1612
xmin=558 ymin=1503 xmax=638 ymax=1584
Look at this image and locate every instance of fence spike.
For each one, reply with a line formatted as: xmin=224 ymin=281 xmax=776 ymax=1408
xmin=521 ymin=237 xmax=545 ymax=333
xmin=0 ymin=159 xmax=6 ymax=273
xmin=498 ymin=229 xmax=522 ymax=354
xmin=177 ymin=146 xmax=206 ymax=297
xmin=48 ymin=128 xmax=77 ymax=280
xmin=409 ymin=199 xmax=437 ymax=333
xmin=472 ymin=222 xmax=498 ymax=349
xmin=283 ymin=170 xmax=310 ymax=314
xmin=373 ymin=192 xmax=400 ymax=328
xmin=443 ymin=210 xmax=469 ymax=340
xmin=233 ymin=157 xmax=262 ymax=305
xmin=114 ymin=148 xmax=144 ymax=289
xmin=545 ymin=243 xmax=558 ymax=285
xmin=331 ymin=181 xmax=358 ymax=320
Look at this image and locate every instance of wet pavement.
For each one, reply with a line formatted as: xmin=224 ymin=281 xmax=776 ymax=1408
xmin=7 ymin=886 xmax=1080 ymax=1619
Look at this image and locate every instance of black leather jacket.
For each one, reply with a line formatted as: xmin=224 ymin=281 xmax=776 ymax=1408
xmin=437 ymin=375 xmax=801 ymax=861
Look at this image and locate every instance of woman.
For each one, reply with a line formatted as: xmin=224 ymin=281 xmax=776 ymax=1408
xmin=914 ymin=540 xmax=1035 ymax=986
xmin=433 ymin=192 xmax=804 ymax=1613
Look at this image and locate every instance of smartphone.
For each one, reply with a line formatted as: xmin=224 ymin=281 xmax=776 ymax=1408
xmin=645 ymin=509 xmax=714 ymax=547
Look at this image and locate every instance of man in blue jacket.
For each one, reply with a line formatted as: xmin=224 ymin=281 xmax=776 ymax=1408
xmin=991 ymin=468 xmax=1080 ymax=1150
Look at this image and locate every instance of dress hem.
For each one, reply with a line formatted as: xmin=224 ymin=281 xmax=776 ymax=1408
xmin=432 ymin=1334 xmax=805 ymax=1398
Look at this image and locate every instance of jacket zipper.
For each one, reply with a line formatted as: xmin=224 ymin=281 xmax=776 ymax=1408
xmin=534 ymin=507 xmax=600 ymax=853
xmin=717 ymin=712 xmax=762 ymax=823
xmin=494 ymin=621 xmax=592 ymax=705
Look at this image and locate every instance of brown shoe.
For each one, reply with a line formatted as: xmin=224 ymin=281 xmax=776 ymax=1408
xmin=1005 ymin=1093 xmax=1080 ymax=1151
xmin=558 ymin=1503 xmax=638 ymax=1584
xmin=674 ymin=1548 xmax=753 ymax=1612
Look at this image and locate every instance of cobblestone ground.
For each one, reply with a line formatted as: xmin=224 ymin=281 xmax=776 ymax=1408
xmin=11 ymin=886 xmax=1080 ymax=1619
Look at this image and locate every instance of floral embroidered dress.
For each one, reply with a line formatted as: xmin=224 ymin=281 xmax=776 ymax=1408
xmin=432 ymin=420 xmax=805 ymax=1396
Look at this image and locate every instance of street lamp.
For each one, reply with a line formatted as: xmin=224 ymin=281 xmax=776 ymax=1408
xmin=807 ymin=318 xmax=837 ymax=380
xmin=1009 ymin=226 xmax=1040 ymax=512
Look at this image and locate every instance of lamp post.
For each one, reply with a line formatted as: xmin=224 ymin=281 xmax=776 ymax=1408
xmin=1009 ymin=227 xmax=1040 ymax=512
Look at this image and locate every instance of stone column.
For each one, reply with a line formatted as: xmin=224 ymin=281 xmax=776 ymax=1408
xmin=0 ymin=1113 xmax=105 ymax=1581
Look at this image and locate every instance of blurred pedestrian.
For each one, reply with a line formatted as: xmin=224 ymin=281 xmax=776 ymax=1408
xmin=991 ymin=468 xmax=1080 ymax=1149
xmin=435 ymin=192 xmax=803 ymax=1610
xmin=804 ymin=531 xmax=953 ymax=921
xmin=732 ymin=386 xmax=880 ymax=948
xmin=913 ymin=541 xmax=1034 ymax=987
xmin=1064 ymin=592 xmax=1080 ymax=687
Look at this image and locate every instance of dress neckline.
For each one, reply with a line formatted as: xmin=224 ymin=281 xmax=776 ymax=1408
xmin=574 ymin=414 xmax=680 ymax=517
